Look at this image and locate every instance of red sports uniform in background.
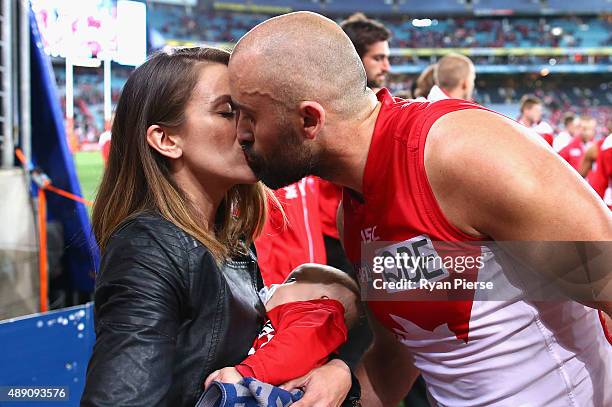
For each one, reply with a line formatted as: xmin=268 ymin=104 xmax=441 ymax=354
xmin=588 ymin=135 xmax=612 ymax=210
xmin=559 ymin=135 xmax=589 ymax=172
xmin=255 ymin=176 xmax=326 ymax=285
xmin=318 ymin=179 xmax=342 ymax=240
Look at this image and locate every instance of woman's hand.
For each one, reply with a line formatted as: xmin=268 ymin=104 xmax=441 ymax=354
xmin=204 ymin=367 xmax=243 ymax=389
xmin=280 ymin=359 xmax=352 ymax=407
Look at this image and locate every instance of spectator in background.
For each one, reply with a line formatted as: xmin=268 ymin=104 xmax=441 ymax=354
xmin=340 ymin=13 xmax=391 ymax=93
xmin=588 ymin=133 xmax=612 ymax=210
xmin=428 ymin=53 xmax=475 ymax=102
xmin=98 ymin=128 xmax=111 ymax=165
xmin=98 ymin=113 xmax=114 ymax=165
xmin=580 ymin=118 xmax=609 ymax=179
xmin=413 ymin=64 xmax=436 ymax=100
xmin=518 ymin=95 xmax=554 ymax=146
xmin=559 ymin=115 xmax=597 ymax=174
xmin=553 ymin=112 xmax=581 ymax=152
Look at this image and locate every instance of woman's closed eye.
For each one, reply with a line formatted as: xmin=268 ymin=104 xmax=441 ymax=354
xmin=218 ymin=102 xmax=236 ymax=118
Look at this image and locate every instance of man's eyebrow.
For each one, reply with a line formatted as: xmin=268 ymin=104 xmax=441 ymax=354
xmin=231 ymin=99 xmax=254 ymax=113
xmin=211 ymin=94 xmax=232 ymax=105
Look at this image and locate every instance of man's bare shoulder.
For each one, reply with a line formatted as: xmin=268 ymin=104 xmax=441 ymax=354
xmin=425 ymin=108 xmax=548 ymax=169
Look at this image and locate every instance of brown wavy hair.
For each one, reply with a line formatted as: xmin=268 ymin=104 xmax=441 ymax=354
xmin=92 ymin=47 xmax=268 ymax=260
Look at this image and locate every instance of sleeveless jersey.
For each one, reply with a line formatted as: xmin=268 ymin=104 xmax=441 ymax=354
xmin=342 ymin=89 xmax=611 ymax=406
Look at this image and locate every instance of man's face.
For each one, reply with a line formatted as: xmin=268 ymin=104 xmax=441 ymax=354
xmin=524 ymin=104 xmax=542 ymax=124
xmin=567 ymin=118 xmax=580 ymax=137
xmin=463 ymin=68 xmax=476 ymax=101
xmin=580 ymin=119 xmax=596 ymax=142
xmin=362 ymin=41 xmax=390 ymax=89
xmin=229 ymin=68 xmax=314 ymax=189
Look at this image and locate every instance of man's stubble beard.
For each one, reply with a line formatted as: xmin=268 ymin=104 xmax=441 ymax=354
xmin=367 ymin=76 xmax=385 ymax=90
xmin=245 ymin=124 xmax=320 ymax=190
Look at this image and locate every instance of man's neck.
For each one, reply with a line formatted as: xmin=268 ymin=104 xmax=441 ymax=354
xmin=446 ymin=87 xmax=464 ymax=100
xmin=320 ymin=96 xmax=382 ymax=194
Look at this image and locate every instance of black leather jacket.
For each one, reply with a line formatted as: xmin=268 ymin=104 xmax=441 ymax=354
xmin=81 ymin=213 xmax=266 ymax=406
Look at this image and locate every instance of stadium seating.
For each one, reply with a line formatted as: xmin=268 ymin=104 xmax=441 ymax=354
xmin=148 ymin=5 xmax=611 ymax=49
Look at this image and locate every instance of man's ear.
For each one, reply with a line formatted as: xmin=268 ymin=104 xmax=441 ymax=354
xmin=298 ymin=101 xmax=325 ymax=140
xmin=146 ymin=124 xmax=182 ymax=159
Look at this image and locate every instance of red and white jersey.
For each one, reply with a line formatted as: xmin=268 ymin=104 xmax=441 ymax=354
xmin=427 ymin=85 xmax=451 ymax=102
xmin=255 ymin=177 xmax=326 ymax=286
xmin=98 ymin=130 xmax=111 ymax=164
xmin=517 ymin=119 xmax=554 ymax=147
xmin=532 ymin=120 xmax=554 ymax=146
xmin=559 ymin=135 xmax=589 ymax=173
xmin=553 ymin=130 xmax=573 ymax=152
xmin=342 ymin=89 xmax=611 ymax=406
xmin=588 ymin=135 xmax=612 ymax=210
xmin=318 ymin=179 xmax=342 ymax=239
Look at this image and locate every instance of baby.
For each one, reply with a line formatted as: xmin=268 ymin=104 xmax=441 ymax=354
xmin=204 ymin=263 xmax=360 ymax=388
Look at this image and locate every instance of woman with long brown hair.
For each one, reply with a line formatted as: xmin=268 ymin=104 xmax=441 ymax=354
xmin=80 ymin=47 xmax=270 ymax=406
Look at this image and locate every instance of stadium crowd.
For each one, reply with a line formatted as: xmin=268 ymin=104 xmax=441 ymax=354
xmin=147 ymin=4 xmax=611 ymax=49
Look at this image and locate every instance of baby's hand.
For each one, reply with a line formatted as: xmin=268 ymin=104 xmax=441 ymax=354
xmin=204 ymin=367 xmax=243 ymax=389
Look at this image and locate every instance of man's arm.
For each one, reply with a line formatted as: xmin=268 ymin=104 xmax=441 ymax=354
xmin=356 ymin=308 xmax=420 ymax=407
xmin=425 ymin=108 xmax=612 ymax=316
xmin=338 ymin=202 xmax=417 ymax=405
xmin=579 ymin=142 xmax=598 ymax=178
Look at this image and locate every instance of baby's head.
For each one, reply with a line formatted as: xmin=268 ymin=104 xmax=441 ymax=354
xmin=285 ymin=264 xmax=361 ymax=328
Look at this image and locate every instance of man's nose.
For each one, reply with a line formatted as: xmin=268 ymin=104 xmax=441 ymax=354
xmin=236 ymin=115 xmax=254 ymax=143
xmin=382 ymin=58 xmax=391 ymax=72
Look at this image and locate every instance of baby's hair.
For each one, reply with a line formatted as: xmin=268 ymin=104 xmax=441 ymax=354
xmin=287 ymin=264 xmax=360 ymax=295
xmin=286 ymin=264 xmax=361 ymax=328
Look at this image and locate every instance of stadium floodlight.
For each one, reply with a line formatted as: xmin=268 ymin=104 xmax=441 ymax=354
xmin=115 ymin=0 xmax=147 ymax=67
xmin=551 ymin=27 xmax=563 ymax=36
xmin=412 ymin=19 xmax=433 ymax=28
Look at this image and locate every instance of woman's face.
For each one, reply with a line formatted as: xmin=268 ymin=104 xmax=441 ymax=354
xmin=173 ymin=63 xmax=257 ymax=186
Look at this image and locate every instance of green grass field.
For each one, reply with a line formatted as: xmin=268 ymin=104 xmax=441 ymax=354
xmin=74 ymin=151 xmax=105 ymax=217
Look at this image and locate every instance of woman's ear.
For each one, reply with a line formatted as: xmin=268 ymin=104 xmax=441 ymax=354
xmin=298 ymin=101 xmax=326 ymax=140
xmin=146 ymin=124 xmax=182 ymax=159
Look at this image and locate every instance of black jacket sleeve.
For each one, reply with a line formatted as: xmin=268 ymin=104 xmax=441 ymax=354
xmin=81 ymin=219 xmax=188 ymax=407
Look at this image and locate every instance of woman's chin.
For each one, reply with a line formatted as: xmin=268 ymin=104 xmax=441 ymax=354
xmin=232 ymin=168 xmax=259 ymax=185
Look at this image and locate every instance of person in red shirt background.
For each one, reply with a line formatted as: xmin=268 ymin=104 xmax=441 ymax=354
xmin=318 ymin=179 xmax=353 ymax=272
xmin=582 ymin=117 xmax=611 ymax=179
xmin=559 ymin=115 xmax=597 ymax=174
xmin=517 ymin=95 xmax=554 ymax=146
xmin=588 ymin=134 xmax=612 ymax=210
xmin=553 ymin=112 xmax=580 ymax=152
xmin=255 ymin=176 xmax=326 ymax=285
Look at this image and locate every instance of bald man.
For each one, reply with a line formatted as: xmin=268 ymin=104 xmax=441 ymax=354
xmin=229 ymin=12 xmax=612 ymax=407
xmin=428 ymin=53 xmax=475 ymax=101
